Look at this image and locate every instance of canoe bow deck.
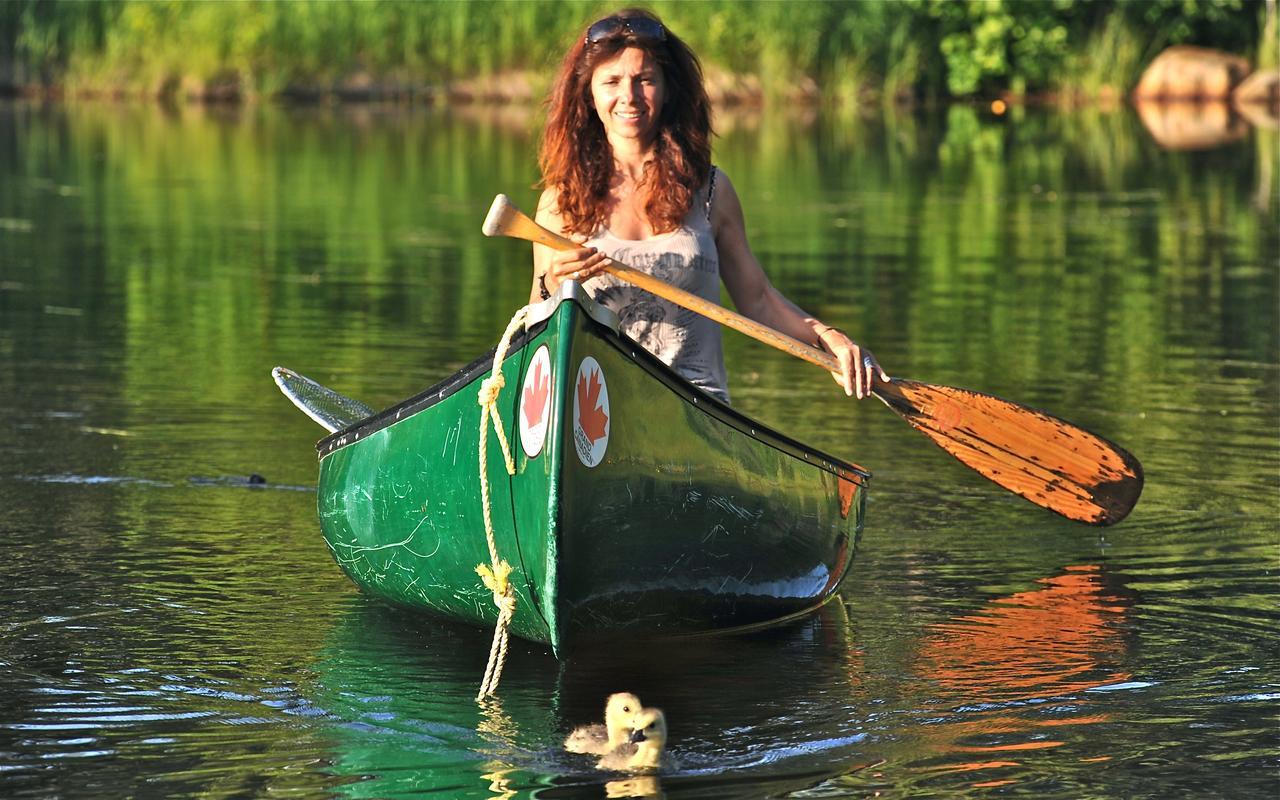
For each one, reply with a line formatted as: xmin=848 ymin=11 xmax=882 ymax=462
xmin=306 ymin=282 xmax=869 ymax=656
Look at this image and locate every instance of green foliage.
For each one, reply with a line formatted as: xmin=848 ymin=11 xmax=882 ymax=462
xmin=921 ymin=0 xmax=1260 ymax=98
xmin=0 ymin=0 xmax=1266 ymax=100
xmin=1257 ymin=0 xmax=1278 ymax=69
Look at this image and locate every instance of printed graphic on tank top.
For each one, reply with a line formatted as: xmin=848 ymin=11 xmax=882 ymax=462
xmin=581 ymin=169 xmax=730 ymax=403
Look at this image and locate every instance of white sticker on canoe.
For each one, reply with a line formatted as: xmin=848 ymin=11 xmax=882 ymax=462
xmin=519 ymin=345 xmax=552 ymax=459
xmin=573 ymin=356 xmax=610 ymax=468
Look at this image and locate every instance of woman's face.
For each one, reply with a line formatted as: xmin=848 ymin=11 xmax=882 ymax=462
xmin=589 ymin=47 xmax=665 ymax=147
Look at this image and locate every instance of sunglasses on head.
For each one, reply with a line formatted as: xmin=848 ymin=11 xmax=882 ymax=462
xmin=585 ymin=16 xmax=667 ymax=46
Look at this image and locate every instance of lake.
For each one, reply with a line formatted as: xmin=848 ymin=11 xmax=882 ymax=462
xmin=0 ymin=99 xmax=1276 ymax=798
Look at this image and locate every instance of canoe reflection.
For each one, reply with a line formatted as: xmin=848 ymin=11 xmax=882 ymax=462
xmin=310 ymin=597 xmax=871 ymax=797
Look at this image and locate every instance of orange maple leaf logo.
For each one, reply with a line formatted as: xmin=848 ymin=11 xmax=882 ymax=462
xmin=576 ymin=368 xmax=609 ymax=444
xmin=522 ymin=360 xmax=550 ymax=427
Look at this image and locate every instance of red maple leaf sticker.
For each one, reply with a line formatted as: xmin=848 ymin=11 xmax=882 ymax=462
xmin=576 ymin=368 xmax=609 ymax=444
xmin=522 ymin=360 xmax=550 ymax=427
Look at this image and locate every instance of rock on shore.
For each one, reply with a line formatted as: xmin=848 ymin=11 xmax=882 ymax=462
xmin=1133 ymin=45 xmax=1252 ymax=101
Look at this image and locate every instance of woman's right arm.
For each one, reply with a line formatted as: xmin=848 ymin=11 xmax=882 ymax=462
xmin=530 ymin=187 xmax=608 ymax=302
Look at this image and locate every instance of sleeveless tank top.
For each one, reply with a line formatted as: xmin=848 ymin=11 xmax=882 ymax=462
xmin=581 ymin=170 xmax=729 ymax=403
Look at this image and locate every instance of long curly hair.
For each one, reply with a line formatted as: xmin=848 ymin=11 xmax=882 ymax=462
xmin=538 ymin=8 xmax=713 ymax=237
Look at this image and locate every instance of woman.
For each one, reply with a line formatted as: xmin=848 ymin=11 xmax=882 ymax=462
xmin=531 ymin=8 xmax=885 ymax=402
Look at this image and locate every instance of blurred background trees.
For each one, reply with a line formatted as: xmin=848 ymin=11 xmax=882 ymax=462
xmin=0 ymin=0 xmax=1271 ymax=103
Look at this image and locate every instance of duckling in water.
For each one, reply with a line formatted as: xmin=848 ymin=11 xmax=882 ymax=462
xmin=596 ymin=707 xmax=671 ymax=772
xmin=564 ymin=692 xmax=643 ymax=755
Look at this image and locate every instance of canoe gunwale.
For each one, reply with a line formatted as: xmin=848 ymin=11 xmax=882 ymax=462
xmin=316 ymin=285 xmax=870 ymax=486
xmin=314 ymin=282 xmax=617 ymax=460
xmin=590 ymin=320 xmax=870 ymax=484
xmin=315 ymin=334 xmax=537 ymax=459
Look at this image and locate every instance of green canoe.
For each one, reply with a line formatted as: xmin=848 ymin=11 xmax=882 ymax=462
xmin=280 ymin=283 xmax=869 ymax=657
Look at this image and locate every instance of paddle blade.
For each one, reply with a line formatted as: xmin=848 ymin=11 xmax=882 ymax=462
xmin=272 ymin=367 xmax=375 ymax=433
xmin=874 ymin=379 xmax=1143 ymax=526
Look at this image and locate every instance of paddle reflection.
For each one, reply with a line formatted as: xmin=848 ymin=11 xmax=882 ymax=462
xmin=920 ymin=564 xmax=1131 ymax=701
xmin=908 ymin=564 xmax=1134 ymax=791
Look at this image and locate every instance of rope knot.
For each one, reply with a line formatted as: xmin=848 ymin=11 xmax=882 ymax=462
xmin=476 ymin=559 xmax=513 ymax=599
xmin=475 ymin=559 xmax=518 ymax=701
xmin=477 ymin=374 xmax=506 ymax=407
xmin=493 ymin=593 xmax=517 ymax=616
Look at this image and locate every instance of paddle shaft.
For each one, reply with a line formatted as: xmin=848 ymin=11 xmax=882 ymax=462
xmin=486 ymin=196 xmax=842 ymax=375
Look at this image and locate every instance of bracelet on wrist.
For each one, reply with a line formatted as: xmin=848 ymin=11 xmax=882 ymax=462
xmin=814 ymin=325 xmax=846 ymax=351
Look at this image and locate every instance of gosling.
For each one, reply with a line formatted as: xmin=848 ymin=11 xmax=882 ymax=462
xmin=596 ymin=707 xmax=670 ymax=772
xmin=564 ymin=692 xmax=644 ymax=755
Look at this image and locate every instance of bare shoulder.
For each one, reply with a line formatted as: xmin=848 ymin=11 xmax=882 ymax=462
xmin=536 ymin=185 xmax=560 ymax=215
xmin=709 ymin=167 xmax=770 ymax=302
xmin=711 ymin=166 xmax=738 ymax=194
xmin=709 ymin=168 xmax=746 ymax=235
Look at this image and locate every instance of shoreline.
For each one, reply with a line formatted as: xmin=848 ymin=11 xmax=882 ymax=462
xmin=4 ymin=63 xmax=1275 ymax=150
xmin=5 ymin=71 xmax=1275 ymax=118
xmin=4 ymin=80 xmax=1275 ymax=122
xmin=0 ymin=66 xmax=1131 ymax=110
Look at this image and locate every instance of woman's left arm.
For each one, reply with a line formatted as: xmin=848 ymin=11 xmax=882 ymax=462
xmin=713 ymin=171 xmax=887 ymax=399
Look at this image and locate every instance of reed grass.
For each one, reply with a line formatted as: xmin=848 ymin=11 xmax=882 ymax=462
xmin=1060 ymin=11 xmax=1153 ymax=102
xmin=1257 ymin=0 xmax=1278 ymax=69
xmin=0 ymin=0 xmax=1266 ymax=103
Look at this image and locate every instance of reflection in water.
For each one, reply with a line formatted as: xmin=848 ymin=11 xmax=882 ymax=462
xmin=921 ymin=565 xmax=1131 ymax=701
xmin=0 ymin=99 xmax=1275 ymax=798
xmin=477 ymin=697 xmax=522 ymax=800
xmin=604 ymin=775 xmax=663 ymax=798
xmin=907 ymin=566 xmax=1133 ymax=790
xmin=1135 ymin=100 xmax=1250 ymax=150
xmin=309 ymin=599 xmax=867 ymax=797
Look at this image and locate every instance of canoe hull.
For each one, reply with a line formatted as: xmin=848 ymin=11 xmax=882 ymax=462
xmin=314 ymin=285 xmax=868 ymax=656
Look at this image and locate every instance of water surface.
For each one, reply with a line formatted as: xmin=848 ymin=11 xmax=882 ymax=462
xmin=0 ymin=100 xmax=1276 ymax=798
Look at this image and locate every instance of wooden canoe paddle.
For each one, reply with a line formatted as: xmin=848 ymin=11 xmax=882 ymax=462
xmin=482 ymin=193 xmax=1143 ymax=526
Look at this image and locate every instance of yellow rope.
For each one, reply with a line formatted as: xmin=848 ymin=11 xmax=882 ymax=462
xmin=475 ymin=305 xmax=531 ymax=700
